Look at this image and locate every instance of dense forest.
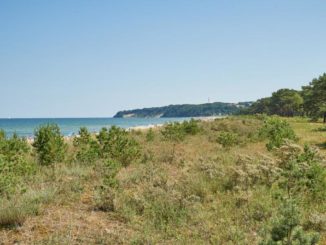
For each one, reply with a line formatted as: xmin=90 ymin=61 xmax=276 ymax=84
xmin=114 ymin=102 xmax=252 ymax=118
xmin=243 ymin=73 xmax=326 ymax=122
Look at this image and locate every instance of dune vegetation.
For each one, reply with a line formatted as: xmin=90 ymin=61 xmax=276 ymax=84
xmin=0 ymin=116 xmax=325 ymax=244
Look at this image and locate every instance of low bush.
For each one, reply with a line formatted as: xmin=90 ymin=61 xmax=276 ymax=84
xmin=259 ymin=117 xmax=297 ymax=150
xmin=73 ymin=127 xmax=100 ymax=164
xmin=33 ymin=124 xmax=67 ymax=165
xmin=275 ymin=143 xmax=326 ymax=200
xmin=217 ymin=131 xmax=239 ymax=148
xmin=97 ymin=126 xmax=140 ymax=166
xmin=0 ymin=132 xmax=35 ymax=197
xmin=182 ymin=119 xmax=200 ymax=135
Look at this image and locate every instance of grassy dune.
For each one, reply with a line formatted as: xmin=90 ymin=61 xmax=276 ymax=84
xmin=0 ymin=116 xmax=325 ymax=244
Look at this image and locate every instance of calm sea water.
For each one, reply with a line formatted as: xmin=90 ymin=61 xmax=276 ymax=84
xmin=0 ymin=118 xmax=190 ymax=137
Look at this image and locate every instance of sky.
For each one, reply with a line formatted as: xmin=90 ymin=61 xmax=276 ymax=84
xmin=0 ymin=0 xmax=325 ymax=118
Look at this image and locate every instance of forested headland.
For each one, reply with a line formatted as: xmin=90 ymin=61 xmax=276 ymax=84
xmin=114 ymin=102 xmax=252 ymax=118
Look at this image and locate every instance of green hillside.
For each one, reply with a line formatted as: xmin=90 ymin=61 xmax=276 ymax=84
xmin=114 ymin=102 xmax=252 ymax=118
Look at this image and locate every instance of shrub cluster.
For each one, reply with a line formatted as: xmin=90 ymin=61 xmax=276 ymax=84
xmin=259 ymin=117 xmax=297 ymax=150
xmin=0 ymin=131 xmax=34 ymax=197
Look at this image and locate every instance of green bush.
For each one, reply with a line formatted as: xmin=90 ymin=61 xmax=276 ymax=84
xmin=97 ymin=126 xmax=140 ymax=166
xmin=217 ymin=131 xmax=239 ymax=148
xmin=276 ymin=143 xmax=326 ymax=200
xmin=0 ymin=132 xmax=35 ymax=197
xmin=0 ymin=155 xmax=35 ymax=196
xmin=259 ymin=117 xmax=297 ymax=150
xmin=161 ymin=122 xmax=186 ymax=143
xmin=182 ymin=119 xmax=200 ymax=135
xmin=260 ymin=199 xmax=319 ymax=245
xmin=33 ymin=124 xmax=67 ymax=165
xmin=73 ymin=127 xmax=100 ymax=164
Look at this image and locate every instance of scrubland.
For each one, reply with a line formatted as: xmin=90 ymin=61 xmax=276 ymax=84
xmin=0 ymin=116 xmax=325 ymax=244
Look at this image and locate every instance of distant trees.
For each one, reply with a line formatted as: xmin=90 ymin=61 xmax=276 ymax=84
xmin=245 ymin=89 xmax=303 ymax=117
xmin=269 ymin=89 xmax=303 ymax=117
xmin=302 ymin=73 xmax=326 ymax=122
xmin=244 ymin=73 xmax=326 ymax=122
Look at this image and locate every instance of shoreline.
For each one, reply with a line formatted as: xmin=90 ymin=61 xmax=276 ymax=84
xmin=24 ymin=116 xmax=224 ymax=143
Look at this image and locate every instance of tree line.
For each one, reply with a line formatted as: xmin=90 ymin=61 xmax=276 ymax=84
xmin=242 ymin=73 xmax=326 ymax=122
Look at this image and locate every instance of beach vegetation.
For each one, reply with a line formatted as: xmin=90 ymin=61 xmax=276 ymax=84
xmin=0 ymin=116 xmax=325 ymax=243
xmin=73 ymin=127 xmax=100 ymax=164
xmin=145 ymin=128 xmax=155 ymax=142
xmin=217 ymin=131 xmax=239 ymax=148
xmin=259 ymin=117 xmax=297 ymax=150
xmin=97 ymin=126 xmax=140 ymax=166
xmin=33 ymin=124 xmax=66 ymax=165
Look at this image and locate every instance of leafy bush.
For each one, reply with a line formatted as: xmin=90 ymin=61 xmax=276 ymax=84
xmin=73 ymin=127 xmax=99 ymax=163
xmin=97 ymin=126 xmax=140 ymax=166
xmin=259 ymin=117 xmax=297 ymax=150
xmin=217 ymin=131 xmax=239 ymax=148
xmin=33 ymin=124 xmax=67 ymax=165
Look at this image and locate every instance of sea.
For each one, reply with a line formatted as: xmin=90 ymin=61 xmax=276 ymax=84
xmin=0 ymin=117 xmax=190 ymax=138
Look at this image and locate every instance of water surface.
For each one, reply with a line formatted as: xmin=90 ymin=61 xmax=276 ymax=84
xmin=0 ymin=117 xmax=190 ymax=137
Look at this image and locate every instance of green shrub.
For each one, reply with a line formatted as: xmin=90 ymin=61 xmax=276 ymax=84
xmin=97 ymin=126 xmax=140 ymax=166
xmin=259 ymin=117 xmax=297 ymax=150
xmin=161 ymin=122 xmax=186 ymax=143
xmin=217 ymin=131 xmax=239 ymax=148
xmin=260 ymin=199 xmax=319 ymax=245
xmin=182 ymin=119 xmax=200 ymax=135
xmin=0 ymin=133 xmax=30 ymax=161
xmin=161 ymin=122 xmax=186 ymax=163
xmin=276 ymin=143 xmax=326 ymax=200
xmin=73 ymin=127 xmax=100 ymax=164
xmin=146 ymin=128 xmax=155 ymax=142
xmin=0 ymin=133 xmax=35 ymax=197
xmin=0 ymin=155 xmax=35 ymax=196
xmin=33 ymin=124 xmax=67 ymax=165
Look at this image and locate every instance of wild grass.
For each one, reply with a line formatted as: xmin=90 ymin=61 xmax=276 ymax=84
xmin=0 ymin=116 xmax=325 ymax=244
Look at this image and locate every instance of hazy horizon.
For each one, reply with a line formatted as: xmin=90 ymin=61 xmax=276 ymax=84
xmin=1 ymin=1 xmax=325 ymax=118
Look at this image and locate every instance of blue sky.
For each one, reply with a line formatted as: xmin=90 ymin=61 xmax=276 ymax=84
xmin=0 ymin=0 xmax=325 ymax=118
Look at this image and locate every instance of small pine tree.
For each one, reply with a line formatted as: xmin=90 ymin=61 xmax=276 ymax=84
xmin=33 ymin=124 xmax=66 ymax=165
xmin=260 ymin=199 xmax=319 ymax=245
xmin=73 ymin=127 xmax=99 ymax=163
